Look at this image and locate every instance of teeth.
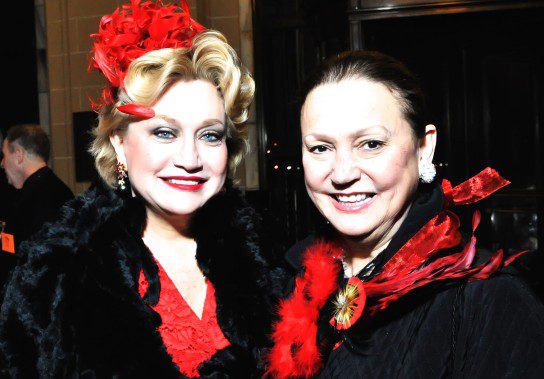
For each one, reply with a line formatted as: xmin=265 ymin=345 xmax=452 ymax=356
xmin=165 ymin=179 xmax=200 ymax=185
xmin=336 ymin=194 xmax=373 ymax=203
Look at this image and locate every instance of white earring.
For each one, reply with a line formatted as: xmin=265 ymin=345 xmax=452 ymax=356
xmin=419 ymin=161 xmax=436 ymax=183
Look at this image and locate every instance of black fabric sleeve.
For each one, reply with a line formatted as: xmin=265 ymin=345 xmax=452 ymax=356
xmin=453 ymin=273 xmax=544 ymax=378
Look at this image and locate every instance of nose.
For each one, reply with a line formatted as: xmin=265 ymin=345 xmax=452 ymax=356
xmin=330 ymin=149 xmax=360 ymax=187
xmin=173 ymin=138 xmax=202 ymax=173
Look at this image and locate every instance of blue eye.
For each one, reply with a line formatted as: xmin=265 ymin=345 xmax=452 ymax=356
xmin=201 ymin=131 xmax=224 ymax=143
xmin=153 ymin=128 xmax=176 ymax=140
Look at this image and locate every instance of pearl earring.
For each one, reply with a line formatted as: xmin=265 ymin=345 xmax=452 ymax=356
xmin=419 ymin=161 xmax=436 ymax=183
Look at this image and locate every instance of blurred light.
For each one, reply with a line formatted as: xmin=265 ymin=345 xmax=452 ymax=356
xmin=273 ymin=165 xmax=279 ymax=170
xmin=266 ymin=150 xmax=271 ymax=154
xmin=287 ymin=165 xmax=292 ymax=170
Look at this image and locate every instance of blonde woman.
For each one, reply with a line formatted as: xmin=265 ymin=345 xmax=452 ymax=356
xmin=0 ymin=1 xmax=278 ymax=377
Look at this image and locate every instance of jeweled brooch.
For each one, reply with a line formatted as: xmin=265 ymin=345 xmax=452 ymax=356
xmin=330 ymin=276 xmax=366 ymax=330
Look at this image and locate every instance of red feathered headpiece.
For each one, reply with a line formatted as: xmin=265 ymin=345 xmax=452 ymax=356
xmin=89 ymin=0 xmax=205 ymax=112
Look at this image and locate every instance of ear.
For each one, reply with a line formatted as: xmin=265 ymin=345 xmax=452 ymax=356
xmin=14 ymin=145 xmax=25 ymax=165
xmin=110 ymin=132 xmax=127 ymax=166
xmin=418 ymin=124 xmax=437 ymax=164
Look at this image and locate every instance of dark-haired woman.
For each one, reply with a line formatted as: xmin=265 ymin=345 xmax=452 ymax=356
xmin=268 ymin=51 xmax=544 ymax=378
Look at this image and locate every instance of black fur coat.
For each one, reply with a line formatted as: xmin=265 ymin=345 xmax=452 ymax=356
xmin=0 ymin=182 xmax=281 ymax=378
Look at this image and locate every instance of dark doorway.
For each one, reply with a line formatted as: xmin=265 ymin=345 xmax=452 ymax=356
xmin=2 ymin=1 xmax=40 ymax=135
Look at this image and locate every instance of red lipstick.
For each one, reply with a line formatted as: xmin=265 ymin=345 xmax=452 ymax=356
xmin=161 ymin=176 xmax=207 ymax=191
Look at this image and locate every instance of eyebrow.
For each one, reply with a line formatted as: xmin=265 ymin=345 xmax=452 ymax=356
xmin=305 ymin=125 xmax=390 ymax=140
xmin=152 ymin=116 xmax=225 ymax=128
xmin=200 ymin=118 xmax=225 ymax=127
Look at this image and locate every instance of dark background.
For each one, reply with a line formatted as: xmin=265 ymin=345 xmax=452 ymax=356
xmin=0 ymin=0 xmax=39 ymax=215
xmin=1 ymin=1 xmax=40 ymax=135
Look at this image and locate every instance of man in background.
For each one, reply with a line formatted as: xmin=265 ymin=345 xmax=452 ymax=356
xmin=1 ymin=124 xmax=74 ymax=252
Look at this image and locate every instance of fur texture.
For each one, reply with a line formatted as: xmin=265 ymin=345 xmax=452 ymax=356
xmin=268 ymin=241 xmax=341 ymax=378
xmin=0 ymin=182 xmax=280 ymax=378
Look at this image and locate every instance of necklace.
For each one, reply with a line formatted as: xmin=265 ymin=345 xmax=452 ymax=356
xmin=340 ymin=254 xmax=378 ymax=279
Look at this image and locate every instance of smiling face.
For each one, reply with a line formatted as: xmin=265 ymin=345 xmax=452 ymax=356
xmin=301 ymin=79 xmax=427 ymax=245
xmin=111 ymin=80 xmax=228 ymax=222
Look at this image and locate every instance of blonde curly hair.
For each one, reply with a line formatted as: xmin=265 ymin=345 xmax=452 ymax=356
xmin=90 ymin=30 xmax=255 ymax=187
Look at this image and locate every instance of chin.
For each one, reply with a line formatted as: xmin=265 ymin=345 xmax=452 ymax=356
xmin=331 ymin=221 xmax=374 ymax=238
xmin=162 ymin=202 xmax=204 ymax=217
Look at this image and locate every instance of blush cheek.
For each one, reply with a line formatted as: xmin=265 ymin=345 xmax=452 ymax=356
xmin=210 ymin=149 xmax=228 ymax=178
xmin=204 ymin=147 xmax=228 ymax=193
xmin=368 ymin=145 xmax=418 ymax=193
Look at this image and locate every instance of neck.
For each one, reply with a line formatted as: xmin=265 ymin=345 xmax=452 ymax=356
xmin=340 ymin=202 xmax=413 ymax=276
xmin=143 ymin=207 xmax=192 ymax=242
xmin=142 ymin=207 xmax=199 ymax=267
xmin=22 ymin=161 xmax=47 ymax=184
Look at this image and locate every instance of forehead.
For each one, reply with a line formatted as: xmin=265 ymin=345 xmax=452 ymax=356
xmin=301 ymin=79 xmax=406 ymax=136
xmin=2 ymin=139 xmax=9 ymax=153
xmin=152 ymin=79 xmax=224 ymax=124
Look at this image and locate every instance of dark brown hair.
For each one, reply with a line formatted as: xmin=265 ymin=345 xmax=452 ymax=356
xmin=302 ymin=50 xmax=427 ymax=138
xmin=6 ymin=124 xmax=50 ymax=161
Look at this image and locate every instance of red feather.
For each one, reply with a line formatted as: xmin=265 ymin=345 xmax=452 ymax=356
xmin=89 ymin=0 xmax=206 ymax=109
xmin=116 ymin=104 xmax=155 ymax=118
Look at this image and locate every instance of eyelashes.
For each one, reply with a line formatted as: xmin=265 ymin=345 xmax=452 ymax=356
xmin=151 ymin=126 xmax=225 ymax=144
xmin=307 ymin=139 xmax=385 ymax=154
xmin=152 ymin=127 xmax=177 ymax=140
xmin=362 ymin=140 xmax=385 ymax=150
xmin=199 ymin=130 xmax=225 ymax=144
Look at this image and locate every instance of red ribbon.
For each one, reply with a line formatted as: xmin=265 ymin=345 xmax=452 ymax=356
xmin=442 ymin=167 xmax=510 ymax=207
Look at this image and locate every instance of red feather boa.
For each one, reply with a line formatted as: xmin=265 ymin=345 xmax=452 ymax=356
xmin=267 ymin=168 xmax=525 ymax=378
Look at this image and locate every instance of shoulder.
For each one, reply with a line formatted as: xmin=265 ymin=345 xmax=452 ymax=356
xmin=461 ymin=268 xmax=544 ymax=322
xmin=450 ymin=268 xmax=544 ymax=376
xmin=285 ymin=235 xmax=319 ymax=271
xmin=40 ymin=168 xmax=74 ymax=203
xmin=17 ymin=182 xmax=125 ymax=264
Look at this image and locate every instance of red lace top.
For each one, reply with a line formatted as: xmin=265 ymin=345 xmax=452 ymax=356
xmin=138 ymin=263 xmax=230 ymax=377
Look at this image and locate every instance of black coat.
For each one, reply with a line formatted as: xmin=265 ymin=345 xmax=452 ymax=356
xmin=6 ymin=166 xmax=74 ymax=247
xmin=0 ymin=166 xmax=73 ymax=289
xmin=0 ymin=182 xmax=281 ymax=378
xmin=286 ymin=183 xmax=544 ymax=378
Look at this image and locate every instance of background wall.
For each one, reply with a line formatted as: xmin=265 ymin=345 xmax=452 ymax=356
xmin=44 ymin=0 xmax=257 ymax=194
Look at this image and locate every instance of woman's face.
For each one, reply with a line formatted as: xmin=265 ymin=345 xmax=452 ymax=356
xmin=112 ymin=80 xmax=228 ymax=220
xmin=301 ymin=79 xmax=435 ymax=242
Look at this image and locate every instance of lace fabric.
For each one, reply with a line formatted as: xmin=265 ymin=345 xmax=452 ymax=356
xmin=139 ymin=263 xmax=230 ymax=377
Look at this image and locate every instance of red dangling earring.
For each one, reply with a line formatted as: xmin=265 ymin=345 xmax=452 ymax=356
xmin=116 ymin=162 xmax=128 ymax=191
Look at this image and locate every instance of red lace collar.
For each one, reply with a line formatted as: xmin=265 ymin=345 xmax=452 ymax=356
xmin=139 ymin=260 xmax=230 ymax=377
